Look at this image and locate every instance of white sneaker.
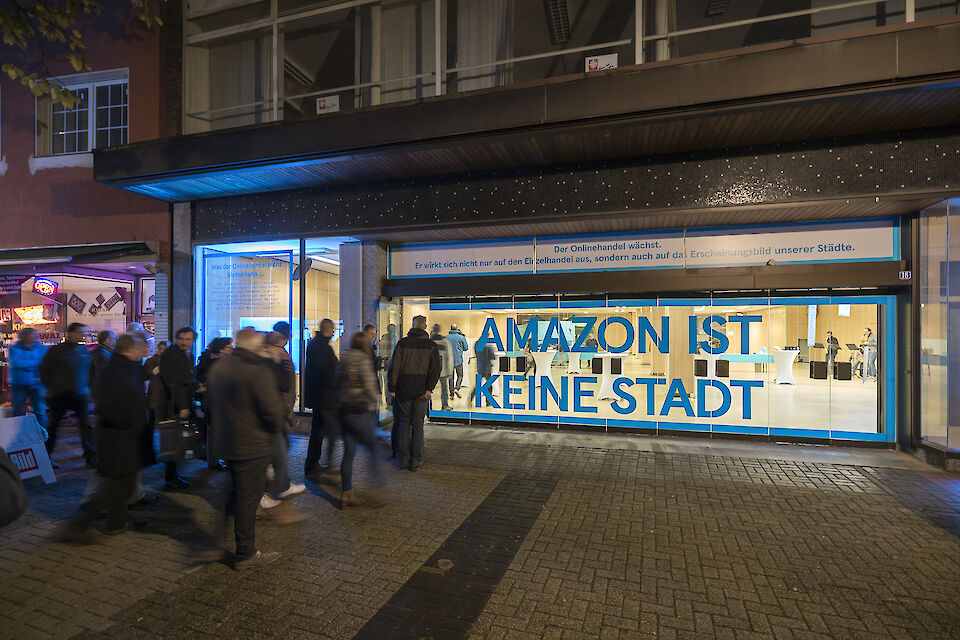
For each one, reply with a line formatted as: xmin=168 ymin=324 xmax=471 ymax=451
xmin=278 ymin=482 xmax=306 ymax=499
xmin=260 ymin=494 xmax=281 ymax=509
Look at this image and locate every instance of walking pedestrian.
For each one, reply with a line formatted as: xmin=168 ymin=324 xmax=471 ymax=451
xmin=339 ymin=331 xmax=386 ymax=508
xmin=127 ymin=340 xmax=169 ymax=509
xmin=446 ymin=325 xmax=468 ymax=399
xmin=196 ymin=337 xmax=232 ymax=471
xmin=8 ymin=328 xmax=48 ymax=434
xmin=39 ymin=323 xmax=94 ymax=466
xmin=261 ymin=330 xmax=306 ymax=509
xmin=430 ymin=324 xmax=453 ymax=411
xmin=388 ymin=316 xmax=440 ymax=471
xmin=89 ymin=331 xmax=116 ymax=398
xmin=303 ymin=319 xmax=341 ymax=476
xmin=62 ymin=335 xmax=150 ymax=542
xmin=207 ymin=328 xmax=292 ymax=570
xmin=159 ymin=327 xmax=198 ymax=490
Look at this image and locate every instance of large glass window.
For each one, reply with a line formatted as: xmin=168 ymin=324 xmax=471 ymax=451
xmin=920 ymin=200 xmax=960 ymax=451
xmin=383 ymin=295 xmax=892 ymax=442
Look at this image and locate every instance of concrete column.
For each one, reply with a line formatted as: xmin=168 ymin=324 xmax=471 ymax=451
xmin=339 ymin=240 xmax=386 ymax=353
xmin=170 ymin=202 xmax=193 ymax=337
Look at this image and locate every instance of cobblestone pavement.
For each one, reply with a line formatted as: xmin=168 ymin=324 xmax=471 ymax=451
xmin=1 ymin=424 xmax=959 ymax=640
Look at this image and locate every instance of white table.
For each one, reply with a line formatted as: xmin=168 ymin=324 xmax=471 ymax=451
xmin=0 ymin=411 xmax=57 ymax=484
xmin=772 ymin=348 xmax=799 ymax=385
xmin=566 ymin=351 xmax=586 ymax=374
xmin=529 ymin=350 xmax=558 ymax=387
xmin=594 ymin=352 xmax=625 ymax=400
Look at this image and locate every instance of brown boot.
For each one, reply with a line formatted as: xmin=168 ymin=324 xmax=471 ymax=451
xmin=340 ymin=489 xmax=365 ymax=509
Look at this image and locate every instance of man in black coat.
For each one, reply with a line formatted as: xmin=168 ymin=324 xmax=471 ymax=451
xmin=39 ymin=322 xmax=94 ymax=466
xmin=207 ymin=328 xmax=288 ymax=570
xmin=158 ymin=327 xmax=198 ymax=490
xmin=303 ymin=318 xmax=341 ymax=476
xmin=388 ymin=316 xmax=441 ymax=471
xmin=63 ymin=335 xmax=149 ymax=541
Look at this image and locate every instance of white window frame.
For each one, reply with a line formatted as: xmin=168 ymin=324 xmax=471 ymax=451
xmin=36 ymin=68 xmax=129 ymax=157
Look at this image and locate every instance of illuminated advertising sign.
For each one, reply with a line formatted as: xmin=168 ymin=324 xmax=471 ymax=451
xmin=32 ymin=278 xmax=58 ymax=296
xmin=14 ymin=304 xmax=56 ymax=325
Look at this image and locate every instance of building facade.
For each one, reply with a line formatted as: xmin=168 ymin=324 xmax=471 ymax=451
xmin=95 ymin=1 xmax=960 ymax=467
xmin=0 ymin=0 xmax=174 ymax=367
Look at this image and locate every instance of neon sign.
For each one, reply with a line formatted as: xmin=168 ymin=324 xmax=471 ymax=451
xmin=33 ymin=278 xmax=58 ymax=296
xmin=14 ymin=305 xmax=55 ymax=325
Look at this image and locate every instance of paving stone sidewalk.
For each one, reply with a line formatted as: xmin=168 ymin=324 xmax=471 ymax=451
xmin=1 ymin=424 xmax=959 ymax=640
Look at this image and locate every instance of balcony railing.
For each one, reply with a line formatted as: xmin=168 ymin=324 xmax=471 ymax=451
xmin=182 ymin=0 xmax=953 ymax=133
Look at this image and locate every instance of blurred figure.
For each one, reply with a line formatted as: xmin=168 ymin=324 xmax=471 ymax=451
xmin=63 ymin=335 xmax=150 ymax=542
xmin=430 ymin=324 xmax=453 ymax=411
xmin=196 ymin=337 xmax=233 ymax=471
xmin=261 ymin=331 xmax=305 ymax=509
xmin=388 ymin=316 xmax=440 ymax=471
xmin=303 ymin=319 xmax=341 ymax=476
xmin=159 ymin=327 xmax=199 ymax=490
xmin=9 ymin=328 xmax=48 ymax=432
xmin=339 ymin=331 xmax=386 ymax=508
xmin=207 ymin=328 xmax=290 ymax=570
xmin=0 ymin=446 xmax=28 ymax=529
xmin=469 ymin=338 xmax=497 ymax=408
xmin=89 ymin=331 xmax=116 ymax=398
xmin=129 ymin=339 xmax=169 ymax=508
xmin=39 ymin=323 xmax=94 ymax=466
xmin=445 ymin=325 xmax=469 ymax=399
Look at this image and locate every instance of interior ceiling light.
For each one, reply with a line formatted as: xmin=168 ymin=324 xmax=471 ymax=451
xmin=543 ymin=0 xmax=570 ymax=45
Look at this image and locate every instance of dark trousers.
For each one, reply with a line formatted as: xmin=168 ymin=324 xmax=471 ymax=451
xmin=226 ymin=455 xmax=270 ymax=560
xmin=341 ymin=411 xmax=382 ymax=492
xmin=79 ymin=473 xmax=136 ymax=530
xmin=396 ymin=397 xmax=428 ymax=467
xmin=449 ymin=364 xmax=464 ymax=394
xmin=47 ymin=392 xmax=94 ymax=462
xmin=305 ymin=408 xmax=340 ymax=471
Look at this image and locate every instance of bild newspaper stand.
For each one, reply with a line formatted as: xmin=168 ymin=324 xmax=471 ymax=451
xmin=0 ymin=407 xmax=57 ymax=484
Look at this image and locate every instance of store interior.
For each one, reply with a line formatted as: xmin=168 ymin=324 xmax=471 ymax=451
xmin=389 ymin=297 xmax=885 ymax=437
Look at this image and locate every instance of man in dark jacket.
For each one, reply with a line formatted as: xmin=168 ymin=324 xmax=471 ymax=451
xmin=63 ymin=334 xmax=149 ymax=541
xmin=388 ymin=316 xmax=441 ymax=471
xmin=39 ymin=323 xmax=94 ymax=466
xmin=89 ymin=331 xmax=115 ymax=399
xmin=303 ymin=318 xmax=341 ymax=476
xmin=207 ymin=328 xmax=287 ymax=570
xmin=158 ymin=327 xmax=198 ymax=490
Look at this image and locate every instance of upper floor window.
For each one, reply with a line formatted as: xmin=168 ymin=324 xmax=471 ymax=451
xmin=37 ymin=72 xmax=128 ymax=156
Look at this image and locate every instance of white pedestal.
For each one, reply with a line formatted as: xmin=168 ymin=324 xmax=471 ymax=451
xmin=530 ymin=350 xmax=557 ymax=387
xmin=0 ymin=414 xmax=57 ymax=484
xmin=594 ymin=353 xmax=624 ymax=400
xmin=772 ymin=348 xmax=799 ymax=385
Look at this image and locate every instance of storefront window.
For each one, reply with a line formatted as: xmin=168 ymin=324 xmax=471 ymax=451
xmin=919 ymin=200 xmax=960 ymax=451
xmin=383 ymin=295 xmax=893 ymax=442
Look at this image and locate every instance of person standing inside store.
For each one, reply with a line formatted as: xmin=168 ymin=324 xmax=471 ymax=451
xmin=860 ymin=327 xmax=878 ymax=379
xmin=62 ymin=334 xmax=150 ymax=542
xmin=196 ymin=337 xmax=233 ymax=472
xmin=159 ymin=327 xmax=199 ymax=490
xmin=430 ymin=324 xmax=454 ymax=411
xmin=39 ymin=323 xmax=94 ymax=466
xmin=303 ymin=319 xmax=342 ymax=477
xmin=8 ymin=328 xmax=48 ymax=436
xmin=339 ymin=331 xmax=386 ymax=507
xmin=825 ymin=331 xmax=840 ymax=371
xmin=469 ymin=338 xmax=497 ymax=407
xmin=446 ymin=324 xmax=468 ymax=399
xmin=207 ymin=328 xmax=289 ymax=570
xmin=388 ymin=316 xmax=440 ymax=472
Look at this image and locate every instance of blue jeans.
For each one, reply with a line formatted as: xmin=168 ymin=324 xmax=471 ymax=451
xmin=12 ymin=385 xmax=46 ymax=429
xmin=268 ymin=432 xmax=291 ymax=499
xmin=866 ymin=349 xmax=878 ymax=378
xmin=397 ymin=397 xmax=428 ymax=468
xmin=341 ymin=411 xmax=381 ymax=492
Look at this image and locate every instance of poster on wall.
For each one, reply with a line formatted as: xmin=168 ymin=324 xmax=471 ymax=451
xmin=141 ymin=278 xmax=155 ymax=315
xmin=70 ymin=288 xmax=128 ymax=325
xmin=0 ymin=275 xmax=30 ymax=297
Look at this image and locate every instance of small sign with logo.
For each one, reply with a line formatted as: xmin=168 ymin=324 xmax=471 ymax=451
xmin=316 ymin=95 xmax=340 ymax=115
xmin=899 ymin=270 xmax=912 ymax=281
xmin=585 ymin=53 xmax=618 ymax=73
xmin=32 ymin=277 xmax=58 ymax=296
